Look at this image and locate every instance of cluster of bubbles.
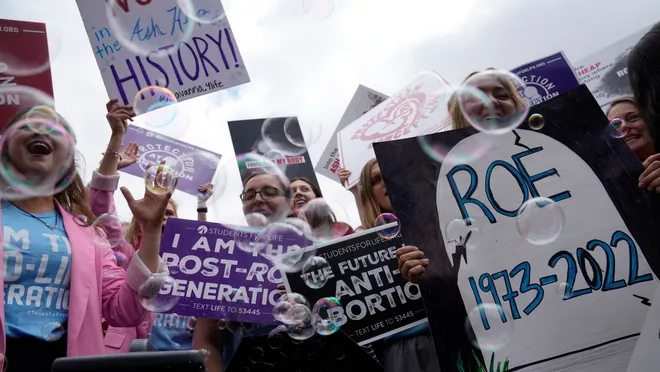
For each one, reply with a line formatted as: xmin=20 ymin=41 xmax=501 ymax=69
xmin=272 ymin=293 xmax=343 ymax=341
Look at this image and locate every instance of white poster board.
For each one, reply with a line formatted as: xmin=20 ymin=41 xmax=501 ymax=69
xmin=574 ymin=24 xmax=653 ymax=109
xmin=336 ymin=73 xmax=453 ymax=189
xmin=315 ymin=85 xmax=388 ymax=185
xmin=76 ymin=0 xmax=249 ymax=107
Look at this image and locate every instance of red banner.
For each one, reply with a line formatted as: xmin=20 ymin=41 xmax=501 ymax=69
xmin=0 ymin=18 xmax=54 ymax=127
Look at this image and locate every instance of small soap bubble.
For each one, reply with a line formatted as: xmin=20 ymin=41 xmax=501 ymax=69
xmin=312 ymin=297 xmax=342 ymax=336
xmin=516 ymin=197 xmax=565 ymax=245
xmin=261 ymin=117 xmax=307 ymax=156
xmin=284 ymin=117 xmax=306 ymax=147
xmin=418 ymin=132 xmax=491 ymax=166
xmin=528 ymin=113 xmax=545 ymax=130
xmin=41 ymin=321 xmax=65 ymax=341
xmin=457 ymin=70 xmax=529 ymax=135
xmin=138 ymin=274 xmax=180 ymax=312
xmin=445 ymin=218 xmax=481 ymax=251
xmin=144 ymin=163 xmax=178 ymax=195
xmin=297 ymin=199 xmax=340 ymax=241
xmin=245 ymin=213 xmax=269 ymax=228
xmin=132 ymin=86 xmax=178 ymax=118
xmin=286 ymin=315 xmax=315 ymax=341
xmin=465 ymin=303 xmax=514 ymax=351
xmin=256 ymin=222 xmax=312 ymax=272
xmin=375 ymin=213 xmax=400 ymax=239
xmin=264 ymin=149 xmax=288 ymax=171
xmin=216 ymin=320 xmax=227 ymax=331
xmin=273 ymin=293 xmax=310 ymax=323
xmin=302 ymin=256 xmax=331 ymax=289
xmin=608 ymin=118 xmax=628 ymax=139
xmin=0 ymin=116 xmax=76 ymax=200
xmin=249 ymin=347 xmax=265 ymax=364
xmin=91 ymin=213 xmax=124 ymax=249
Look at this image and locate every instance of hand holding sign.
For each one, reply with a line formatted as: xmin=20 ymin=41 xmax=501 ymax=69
xmin=396 ymin=246 xmax=429 ymax=283
xmin=640 ymin=153 xmax=660 ymax=192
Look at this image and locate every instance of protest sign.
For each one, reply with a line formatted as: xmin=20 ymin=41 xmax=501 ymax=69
xmin=0 ymin=18 xmax=54 ymax=124
xmin=284 ymin=223 xmax=427 ymax=345
xmin=315 ymin=85 xmax=388 ymax=185
xmin=228 ymin=117 xmax=320 ymax=191
xmin=122 ymin=124 xmax=221 ymax=197
xmin=75 ymin=0 xmax=249 ymax=108
xmin=336 ymin=72 xmax=453 ymax=189
xmin=159 ymin=218 xmax=309 ymax=323
xmin=575 ymin=24 xmax=653 ymax=108
xmin=511 ymin=52 xmax=580 ymax=107
xmin=626 ymin=285 xmax=660 ymax=372
xmin=373 ymin=85 xmax=660 ymax=371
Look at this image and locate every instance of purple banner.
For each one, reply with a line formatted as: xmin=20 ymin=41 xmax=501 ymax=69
xmin=511 ymin=52 xmax=580 ymax=107
xmin=159 ymin=218 xmax=309 ymax=324
xmin=121 ymin=125 xmax=222 ymax=197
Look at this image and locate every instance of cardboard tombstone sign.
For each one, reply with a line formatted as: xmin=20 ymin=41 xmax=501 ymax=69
xmin=373 ymin=85 xmax=660 ymax=372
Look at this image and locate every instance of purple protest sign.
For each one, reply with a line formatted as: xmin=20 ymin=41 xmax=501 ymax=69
xmin=159 ymin=218 xmax=311 ymax=324
xmin=121 ymin=125 xmax=222 ymax=197
xmin=511 ymin=52 xmax=580 ymax=107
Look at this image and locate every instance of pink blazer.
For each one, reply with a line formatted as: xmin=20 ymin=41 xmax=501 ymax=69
xmin=0 ymin=194 xmax=167 ymax=359
xmin=87 ymin=171 xmax=153 ymax=354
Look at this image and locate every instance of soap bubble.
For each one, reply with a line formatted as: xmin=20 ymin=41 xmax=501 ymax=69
xmin=445 ymin=218 xmax=482 ymax=251
xmin=297 ymin=198 xmax=345 ymax=241
xmin=608 ymin=118 xmax=628 ymax=139
xmin=528 ymin=113 xmax=545 ymax=130
xmin=457 ymin=70 xmax=528 ymax=135
xmin=418 ymin=131 xmax=491 ymax=165
xmin=91 ymin=213 xmax=125 ymax=249
xmin=312 ymin=297 xmax=343 ymax=336
xmin=516 ymin=197 xmax=565 ymax=245
xmin=375 ymin=213 xmax=400 ymax=239
xmin=132 ymin=86 xmax=178 ymax=118
xmin=465 ymin=303 xmax=514 ymax=351
xmin=41 ymin=321 xmax=65 ymax=341
xmin=286 ymin=312 xmax=315 ymax=341
xmin=144 ymin=163 xmax=178 ymax=195
xmin=273 ymin=293 xmax=310 ymax=324
xmin=264 ymin=149 xmax=288 ymax=171
xmin=138 ymin=274 xmax=180 ymax=312
xmin=177 ymin=0 xmax=228 ymax=24
xmin=301 ymin=256 xmax=331 ymax=289
xmin=261 ymin=117 xmax=307 ymax=156
xmin=256 ymin=222 xmax=313 ymax=272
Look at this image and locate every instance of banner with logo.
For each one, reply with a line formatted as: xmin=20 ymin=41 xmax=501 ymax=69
xmin=574 ymin=24 xmax=653 ymax=109
xmin=336 ymin=72 xmax=453 ymax=189
xmin=0 ymin=18 xmax=54 ymax=124
xmin=373 ymin=85 xmax=660 ymax=372
xmin=228 ymin=117 xmax=320 ymax=191
xmin=284 ymin=223 xmax=427 ymax=345
xmin=315 ymin=85 xmax=388 ymax=185
xmin=160 ymin=218 xmax=309 ymax=323
xmin=76 ymin=0 xmax=250 ymax=109
xmin=511 ymin=52 xmax=580 ymax=107
xmin=122 ymin=125 xmax=221 ymax=197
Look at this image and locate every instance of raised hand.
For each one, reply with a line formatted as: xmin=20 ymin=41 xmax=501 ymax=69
xmin=198 ymin=183 xmax=214 ymax=201
xmin=338 ymin=168 xmax=351 ymax=187
xmin=106 ymin=99 xmax=135 ymax=135
xmin=118 ymin=142 xmax=139 ymax=170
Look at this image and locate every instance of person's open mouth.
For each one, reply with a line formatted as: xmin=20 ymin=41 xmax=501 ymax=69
xmin=26 ymin=139 xmax=53 ymax=156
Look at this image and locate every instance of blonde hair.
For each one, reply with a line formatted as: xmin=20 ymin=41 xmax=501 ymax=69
xmin=606 ymin=96 xmax=638 ymax=117
xmin=447 ymin=69 xmax=528 ymax=129
xmin=125 ymin=198 xmax=178 ymax=248
xmin=358 ymin=158 xmax=384 ymax=229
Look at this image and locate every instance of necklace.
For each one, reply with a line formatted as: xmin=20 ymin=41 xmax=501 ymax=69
xmin=6 ymin=201 xmax=59 ymax=230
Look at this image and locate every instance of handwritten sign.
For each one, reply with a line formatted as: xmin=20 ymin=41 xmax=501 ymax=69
xmin=122 ymin=125 xmax=221 ymax=197
xmin=511 ymin=52 xmax=580 ymax=107
xmin=228 ymin=117 xmax=321 ymax=191
xmin=284 ymin=224 xmax=427 ymax=345
xmin=0 ymin=18 xmax=53 ymax=124
xmin=160 ymin=218 xmax=309 ymax=323
xmin=76 ymin=0 xmax=249 ymax=107
xmin=374 ymin=86 xmax=660 ymax=371
xmin=574 ymin=24 xmax=653 ymax=108
xmin=336 ymin=72 xmax=452 ymax=189
xmin=315 ymin=85 xmax=388 ymax=185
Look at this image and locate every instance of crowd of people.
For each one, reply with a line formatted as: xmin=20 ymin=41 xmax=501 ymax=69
xmin=3 ymin=16 xmax=660 ymax=372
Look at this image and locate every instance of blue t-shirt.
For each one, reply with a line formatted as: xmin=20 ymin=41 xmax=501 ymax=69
xmin=2 ymin=202 xmax=72 ymax=340
xmin=149 ymin=313 xmax=193 ymax=350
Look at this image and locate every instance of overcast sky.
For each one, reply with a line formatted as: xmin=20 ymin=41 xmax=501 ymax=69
xmin=2 ymin=0 xmax=660 ymax=227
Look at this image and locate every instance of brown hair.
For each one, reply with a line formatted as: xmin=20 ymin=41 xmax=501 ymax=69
xmin=125 ymin=199 xmax=178 ymax=248
xmin=2 ymin=107 xmax=96 ymax=226
xmin=242 ymin=171 xmax=292 ymax=199
xmin=358 ymin=158 xmax=384 ymax=229
xmin=290 ymin=176 xmax=337 ymax=227
xmin=606 ymin=96 xmax=639 ymax=117
xmin=447 ymin=69 xmax=528 ymax=130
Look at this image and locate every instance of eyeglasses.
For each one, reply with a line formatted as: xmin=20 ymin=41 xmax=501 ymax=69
xmin=240 ymin=186 xmax=284 ymax=203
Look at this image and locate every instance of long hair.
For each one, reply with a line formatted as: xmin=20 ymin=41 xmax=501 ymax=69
xmin=628 ymin=22 xmax=660 ymax=152
xmin=290 ymin=176 xmax=337 ymax=228
xmin=358 ymin=158 xmax=384 ymax=229
xmin=447 ymin=69 xmax=528 ymax=130
xmin=125 ymin=199 xmax=178 ymax=248
xmin=2 ymin=107 xmax=96 ymax=226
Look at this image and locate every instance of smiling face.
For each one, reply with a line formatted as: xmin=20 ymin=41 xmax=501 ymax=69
xmin=370 ymin=163 xmax=392 ymax=212
xmin=462 ymin=75 xmax=519 ymax=122
xmin=291 ymin=179 xmax=317 ymax=215
xmin=161 ymin=201 xmax=178 ymax=233
xmin=607 ymin=101 xmax=655 ymax=161
xmin=241 ymin=174 xmax=289 ymax=222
